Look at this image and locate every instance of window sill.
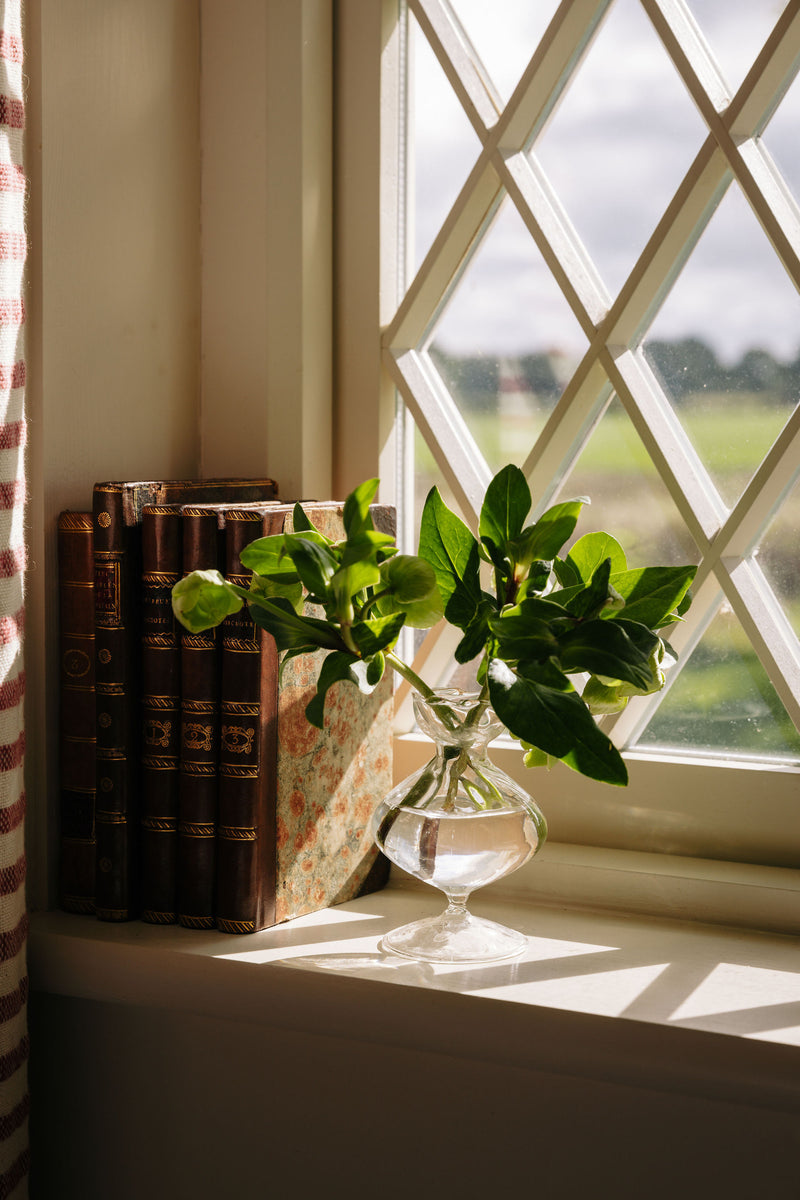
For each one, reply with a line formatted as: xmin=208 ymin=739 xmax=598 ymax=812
xmin=29 ymin=861 xmax=800 ymax=1115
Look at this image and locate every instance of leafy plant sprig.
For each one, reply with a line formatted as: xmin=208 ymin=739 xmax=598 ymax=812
xmin=172 ymin=464 xmax=696 ymax=787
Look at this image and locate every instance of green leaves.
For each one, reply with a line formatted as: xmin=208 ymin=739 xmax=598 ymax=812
xmin=511 ymin=498 xmax=586 ymax=568
xmin=171 ymin=569 xmax=244 ymax=632
xmin=240 ymin=529 xmax=328 ymax=581
xmin=557 ymin=619 xmax=656 ymax=691
xmin=608 ymin=565 xmax=696 ymax=627
xmin=480 ymin=464 xmax=531 ymax=545
xmin=567 ymin=531 xmax=627 ymax=582
xmin=550 ymin=563 xmax=696 ymax=628
xmin=343 ymin=477 xmax=380 ymax=539
xmin=247 ymin=595 xmax=347 ymax=654
xmin=476 ymin=465 xmax=588 ymax=607
xmin=488 ymin=659 xmax=628 ymax=786
xmin=170 ymin=464 xmax=695 ymax=790
xmin=304 ymin=650 xmax=383 ymax=728
xmin=283 ymin=535 xmax=339 ymax=599
xmin=376 ymin=554 xmax=444 ymax=628
xmin=488 ymin=606 xmax=561 ymax=663
xmin=419 ymin=486 xmax=481 ymax=629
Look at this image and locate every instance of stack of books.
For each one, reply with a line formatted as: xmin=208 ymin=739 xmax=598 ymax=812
xmin=57 ymin=479 xmax=393 ymax=933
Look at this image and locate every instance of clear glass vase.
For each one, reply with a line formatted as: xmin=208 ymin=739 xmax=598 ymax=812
xmin=371 ymin=690 xmax=547 ymax=964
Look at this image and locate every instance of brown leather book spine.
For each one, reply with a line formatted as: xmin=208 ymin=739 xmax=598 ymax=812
xmin=139 ymin=504 xmax=183 ymax=924
xmin=216 ymin=508 xmax=282 ymax=933
xmin=91 ymin=478 xmax=279 ymax=923
xmin=93 ymin=482 xmax=161 ymax=920
xmin=177 ymin=506 xmax=223 ymax=929
xmin=57 ymin=511 xmax=96 ymax=915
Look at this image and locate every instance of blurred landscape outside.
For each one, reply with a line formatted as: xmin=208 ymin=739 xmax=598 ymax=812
xmin=404 ymin=0 xmax=800 ymax=761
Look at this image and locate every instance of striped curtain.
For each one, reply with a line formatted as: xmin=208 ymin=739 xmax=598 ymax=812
xmin=0 ymin=0 xmax=27 ymax=1195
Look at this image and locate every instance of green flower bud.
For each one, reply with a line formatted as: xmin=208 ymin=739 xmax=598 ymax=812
xmin=172 ymin=569 xmax=243 ymax=633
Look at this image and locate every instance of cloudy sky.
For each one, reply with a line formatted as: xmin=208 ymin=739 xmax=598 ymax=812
xmin=410 ymin=0 xmax=799 ymax=364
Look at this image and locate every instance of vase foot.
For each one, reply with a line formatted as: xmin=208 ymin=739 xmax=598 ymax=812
xmin=380 ymin=908 xmax=527 ymax=964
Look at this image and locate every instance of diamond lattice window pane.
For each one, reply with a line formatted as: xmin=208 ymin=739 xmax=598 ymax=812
xmin=642 ymin=182 xmax=800 ymax=509
xmin=686 ymin=0 xmax=790 ymax=94
xmin=410 ymin=11 xmax=483 ymax=274
xmin=396 ymin=1 xmax=800 ymax=765
xmin=551 ymin=394 xmax=700 ymax=567
xmin=532 ymin=0 xmax=708 ymax=296
xmin=754 ymin=472 xmax=800 ymax=643
xmin=634 ymin=601 xmax=800 ymax=762
xmin=450 ymin=0 xmax=559 ymax=104
xmin=427 ymin=197 xmax=588 ymax=474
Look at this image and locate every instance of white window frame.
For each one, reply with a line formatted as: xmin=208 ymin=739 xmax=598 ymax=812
xmin=334 ymin=0 xmax=800 ymax=932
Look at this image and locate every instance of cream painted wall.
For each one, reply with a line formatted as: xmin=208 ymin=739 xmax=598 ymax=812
xmin=25 ymin=0 xmax=204 ymax=908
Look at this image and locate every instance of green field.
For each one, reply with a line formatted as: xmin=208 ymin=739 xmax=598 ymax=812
xmin=410 ymin=392 xmax=800 ymax=760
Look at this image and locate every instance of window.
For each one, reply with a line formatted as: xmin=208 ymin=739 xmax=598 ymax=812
xmin=337 ymin=0 xmax=800 ymax=897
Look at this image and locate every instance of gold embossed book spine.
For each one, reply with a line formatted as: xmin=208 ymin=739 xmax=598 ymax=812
xmin=92 ymin=477 xmax=279 ymax=923
xmin=140 ymin=504 xmax=183 ymax=924
xmin=216 ymin=507 xmax=280 ymax=933
xmin=177 ymin=506 xmax=223 ymax=929
xmin=93 ymin=481 xmax=161 ymax=920
xmin=57 ymin=510 xmax=97 ymax=914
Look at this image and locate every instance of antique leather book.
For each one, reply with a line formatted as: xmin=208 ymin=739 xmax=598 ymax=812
xmin=215 ymin=502 xmax=393 ymax=934
xmin=57 ymin=511 xmax=96 ymax=915
xmin=139 ymin=504 xmax=183 ymax=924
xmin=92 ymin=478 xmax=278 ymax=922
xmin=176 ymin=504 xmax=224 ymax=929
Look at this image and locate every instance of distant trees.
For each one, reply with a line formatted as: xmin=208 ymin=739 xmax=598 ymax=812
xmin=430 ymin=337 xmax=800 ymax=409
xmin=430 ymin=346 xmax=562 ymax=406
xmin=643 ymin=338 xmax=800 ymax=405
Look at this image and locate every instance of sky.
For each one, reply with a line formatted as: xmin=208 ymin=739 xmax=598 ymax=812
xmin=410 ymin=0 xmax=799 ymax=364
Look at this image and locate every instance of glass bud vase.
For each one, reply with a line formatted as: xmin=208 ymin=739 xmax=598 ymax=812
xmin=370 ymin=690 xmax=547 ymax=964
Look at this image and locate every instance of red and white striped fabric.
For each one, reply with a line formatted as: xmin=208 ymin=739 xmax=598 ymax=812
xmin=0 ymin=1 xmax=27 ymax=1196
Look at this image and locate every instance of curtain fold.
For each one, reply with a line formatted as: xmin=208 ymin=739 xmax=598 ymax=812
xmin=0 ymin=0 xmax=27 ymax=1196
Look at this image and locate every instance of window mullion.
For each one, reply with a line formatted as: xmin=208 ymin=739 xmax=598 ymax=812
xmin=645 ymin=0 xmax=800 ymax=294
xmin=606 ymin=570 xmax=723 ymax=746
xmin=602 ymin=142 xmax=732 ymax=349
xmin=500 ymin=151 xmax=610 ymax=333
xmin=383 ymin=152 xmax=503 ymax=351
xmin=408 ymin=0 xmax=502 ymax=134
xmin=643 ymin=0 xmax=732 ymax=114
xmin=719 ymin=557 xmax=800 ymax=732
xmin=497 ymin=0 xmax=614 ymax=152
xmin=724 ymin=2 xmax=800 ymax=138
xmin=717 ymin=404 xmax=800 ymax=558
xmin=522 ymin=357 xmax=613 ymax=512
xmin=603 ymin=346 xmax=725 ymax=543
xmin=385 ymin=347 xmax=492 ymax=518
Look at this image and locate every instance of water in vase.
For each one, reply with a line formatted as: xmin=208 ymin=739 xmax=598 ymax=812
xmin=382 ymin=805 xmax=541 ymax=894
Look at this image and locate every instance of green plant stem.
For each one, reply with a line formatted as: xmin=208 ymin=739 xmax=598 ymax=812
xmin=356 ymin=588 xmax=392 ymax=619
xmin=462 ymin=668 xmax=491 ymax=728
xmin=444 ymin=749 xmax=468 ymax=810
xmin=383 ymin=650 xmax=439 ymax=701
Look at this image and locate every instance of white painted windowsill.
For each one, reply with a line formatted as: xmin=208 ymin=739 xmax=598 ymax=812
xmin=29 ymin=854 xmax=800 ymax=1116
